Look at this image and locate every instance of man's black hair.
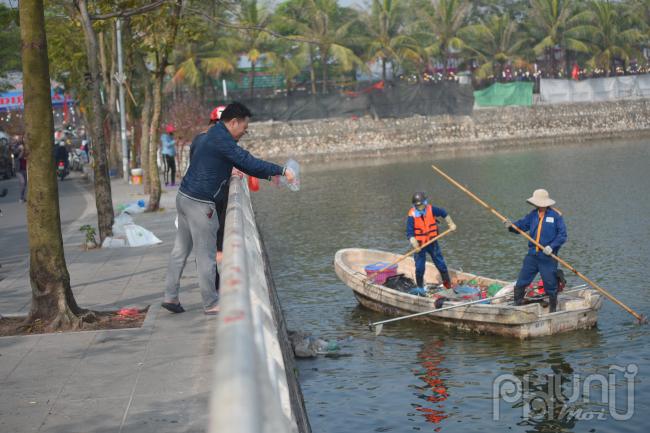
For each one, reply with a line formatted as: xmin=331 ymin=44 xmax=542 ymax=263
xmin=219 ymin=102 xmax=252 ymax=122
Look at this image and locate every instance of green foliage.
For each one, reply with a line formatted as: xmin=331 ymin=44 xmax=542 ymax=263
xmin=0 ymin=4 xmax=21 ymax=90
xmin=461 ymin=14 xmax=529 ymax=79
xmin=33 ymin=0 xmax=650 ymax=104
xmin=80 ymin=224 xmax=98 ymax=247
xmin=585 ymin=0 xmax=644 ymax=73
xmin=43 ymin=1 xmax=88 ymax=99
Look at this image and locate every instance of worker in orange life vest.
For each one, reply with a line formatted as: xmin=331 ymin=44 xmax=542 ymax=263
xmin=504 ymin=189 xmax=567 ymax=312
xmin=406 ymin=192 xmax=457 ymax=292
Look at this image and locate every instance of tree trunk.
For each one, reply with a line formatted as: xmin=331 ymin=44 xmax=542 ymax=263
xmin=146 ymin=0 xmax=183 ymax=211
xmin=77 ymin=0 xmax=114 ymax=242
xmin=108 ymin=23 xmax=121 ymax=174
xmin=309 ymin=47 xmax=317 ymax=95
xmin=100 ymin=29 xmax=120 ymax=174
xmin=140 ymin=80 xmax=153 ymax=195
xmin=321 ymin=46 xmax=329 ymax=94
xmin=131 ymin=34 xmax=152 ymax=194
xmin=147 ymin=71 xmax=163 ymax=211
xmin=382 ymin=57 xmax=387 ymax=82
xmin=249 ymin=60 xmax=256 ymax=97
xmin=442 ymin=50 xmax=448 ymax=77
xmin=564 ymin=49 xmax=570 ymax=79
xmin=98 ymin=31 xmax=109 ymax=92
xmin=20 ymin=0 xmax=85 ymax=329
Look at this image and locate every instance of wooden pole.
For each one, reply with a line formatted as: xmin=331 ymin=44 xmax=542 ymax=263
xmin=431 ymin=164 xmax=647 ymax=324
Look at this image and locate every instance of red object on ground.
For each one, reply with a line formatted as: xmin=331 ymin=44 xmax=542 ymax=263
xmin=248 ymin=176 xmax=260 ymax=192
xmin=117 ymin=307 xmax=139 ymax=317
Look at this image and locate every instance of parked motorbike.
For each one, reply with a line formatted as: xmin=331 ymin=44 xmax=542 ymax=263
xmin=70 ymin=148 xmax=83 ymax=172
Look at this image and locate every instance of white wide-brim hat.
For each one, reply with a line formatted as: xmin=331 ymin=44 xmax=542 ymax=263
xmin=526 ymin=189 xmax=556 ymax=207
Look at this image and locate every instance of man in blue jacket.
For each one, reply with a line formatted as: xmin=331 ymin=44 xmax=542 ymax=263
xmin=506 ymin=189 xmax=567 ymax=312
xmin=163 ymin=102 xmax=295 ymax=315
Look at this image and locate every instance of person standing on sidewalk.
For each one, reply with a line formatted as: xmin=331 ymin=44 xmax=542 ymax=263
xmin=14 ymin=137 xmax=28 ymax=203
xmin=161 ymin=124 xmax=177 ymax=186
xmin=163 ymin=102 xmax=295 ymax=315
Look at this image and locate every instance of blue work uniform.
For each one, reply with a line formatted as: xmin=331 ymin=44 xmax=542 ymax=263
xmin=510 ymin=207 xmax=567 ymax=295
xmin=406 ymin=204 xmax=449 ymax=287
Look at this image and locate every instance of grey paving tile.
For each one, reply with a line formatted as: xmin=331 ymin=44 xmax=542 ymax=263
xmin=120 ymin=392 xmax=209 ymax=433
xmin=37 ymin=397 xmax=127 ymax=433
xmin=0 ymin=398 xmax=50 ymax=433
xmin=132 ymin=355 xmax=211 ymax=397
xmin=57 ymin=366 xmax=141 ymax=400
xmin=0 ymin=181 xmax=221 ymax=433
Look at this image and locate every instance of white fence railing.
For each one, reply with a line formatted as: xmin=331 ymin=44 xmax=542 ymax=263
xmin=208 ymin=176 xmax=298 ymax=433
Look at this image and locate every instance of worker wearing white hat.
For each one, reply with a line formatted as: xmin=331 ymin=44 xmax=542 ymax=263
xmin=505 ymin=189 xmax=567 ymax=312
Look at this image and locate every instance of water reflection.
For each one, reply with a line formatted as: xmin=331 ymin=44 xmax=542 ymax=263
xmin=253 ymin=139 xmax=650 ymax=433
xmin=413 ymin=339 xmax=449 ymax=428
xmin=509 ymin=353 xmax=581 ymax=432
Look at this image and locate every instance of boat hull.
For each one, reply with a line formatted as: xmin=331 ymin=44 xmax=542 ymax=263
xmin=335 ymin=248 xmax=602 ymax=339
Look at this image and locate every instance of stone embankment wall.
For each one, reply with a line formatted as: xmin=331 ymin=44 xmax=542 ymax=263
xmin=244 ymin=99 xmax=650 ymax=160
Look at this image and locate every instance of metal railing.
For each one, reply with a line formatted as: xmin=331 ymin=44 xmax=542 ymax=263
xmin=208 ymin=176 xmax=298 ymax=433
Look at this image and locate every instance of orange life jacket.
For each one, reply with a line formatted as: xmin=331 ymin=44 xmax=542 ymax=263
xmin=408 ymin=205 xmax=439 ymax=244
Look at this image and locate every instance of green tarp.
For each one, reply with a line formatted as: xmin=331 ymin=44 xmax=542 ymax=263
xmin=473 ymin=82 xmax=533 ymax=107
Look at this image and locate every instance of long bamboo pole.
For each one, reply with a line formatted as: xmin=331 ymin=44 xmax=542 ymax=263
xmin=431 ymin=164 xmax=647 ymax=324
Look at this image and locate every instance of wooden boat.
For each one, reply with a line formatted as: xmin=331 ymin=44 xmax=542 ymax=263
xmin=334 ymin=248 xmax=603 ymax=339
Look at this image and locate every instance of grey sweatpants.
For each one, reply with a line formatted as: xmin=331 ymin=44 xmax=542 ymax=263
xmin=165 ymin=193 xmax=219 ymax=309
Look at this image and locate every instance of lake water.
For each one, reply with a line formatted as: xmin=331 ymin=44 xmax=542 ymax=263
xmin=252 ymin=139 xmax=650 ymax=433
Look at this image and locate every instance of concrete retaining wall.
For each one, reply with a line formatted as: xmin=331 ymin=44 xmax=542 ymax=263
xmin=244 ymin=99 xmax=650 ymax=160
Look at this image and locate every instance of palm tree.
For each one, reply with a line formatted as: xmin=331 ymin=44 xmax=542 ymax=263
xmin=461 ymin=14 xmax=528 ymax=80
xmin=236 ymin=0 xmax=274 ymax=97
xmin=265 ymin=41 xmax=307 ymax=94
xmin=421 ymin=0 xmax=472 ymax=76
xmin=364 ymin=0 xmax=407 ymax=81
xmin=586 ymin=0 xmax=643 ymax=75
xmin=626 ymin=0 xmax=650 ymax=34
xmin=169 ymin=41 xmax=236 ymax=97
xmin=527 ymin=0 xmax=592 ymax=77
xmin=277 ymin=0 xmax=364 ymax=94
xmin=624 ymin=0 xmax=650 ymax=58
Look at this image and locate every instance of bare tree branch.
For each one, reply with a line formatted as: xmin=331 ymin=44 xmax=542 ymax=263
xmin=90 ymin=0 xmax=166 ymax=21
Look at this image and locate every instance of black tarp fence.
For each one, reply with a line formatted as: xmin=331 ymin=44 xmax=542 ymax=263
xmin=235 ymin=82 xmax=474 ymax=121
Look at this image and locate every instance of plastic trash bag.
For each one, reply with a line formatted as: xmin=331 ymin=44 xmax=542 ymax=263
xmin=495 ymin=282 xmax=515 ymax=298
xmin=125 ymin=224 xmax=162 ymax=247
xmin=102 ymin=236 xmax=127 ymax=248
xmin=112 ymin=212 xmax=134 ymax=237
xmin=117 ymin=199 xmax=146 ymax=215
xmin=409 ymin=287 xmax=427 ymax=296
xmin=108 ymin=210 xmax=161 ymax=248
xmin=384 ymin=274 xmax=416 ymax=292
xmin=280 ymin=158 xmax=300 ymax=191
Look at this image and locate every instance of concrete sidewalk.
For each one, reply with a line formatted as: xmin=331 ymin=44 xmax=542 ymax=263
xmin=0 ymin=180 xmax=217 ymax=433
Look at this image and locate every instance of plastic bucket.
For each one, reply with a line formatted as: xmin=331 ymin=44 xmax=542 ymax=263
xmin=131 ymin=168 xmax=143 ymax=185
xmin=364 ymin=262 xmax=398 ymax=285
